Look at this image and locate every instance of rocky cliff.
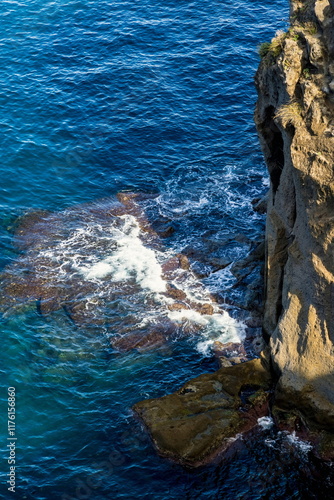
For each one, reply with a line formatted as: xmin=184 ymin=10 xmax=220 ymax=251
xmin=255 ymin=0 xmax=334 ymax=433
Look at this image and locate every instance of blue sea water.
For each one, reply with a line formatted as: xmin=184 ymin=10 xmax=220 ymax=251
xmin=1 ymin=1 xmax=333 ymax=499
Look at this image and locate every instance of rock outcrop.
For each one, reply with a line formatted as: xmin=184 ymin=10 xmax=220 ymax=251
xmin=134 ymin=357 xmax=272 ymax=466
xmin=255 ymin=0 xmax=334 ymax=435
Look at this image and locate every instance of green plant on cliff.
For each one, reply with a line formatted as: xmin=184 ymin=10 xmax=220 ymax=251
xmin=258 ymin=42 xmax=271 ymax=58
xmin=292 ymin=0 xmax=314 ymax=21
xmin=275 ymin=101 xmax=303 ymax=127
xmin=303 ymin=68 xmax=311 ymax=79
xmin=288 ymin=28 xmax=300 ymax=41
xmin=302 ymin=21 xmax=318 ymax=35
xmin=258 ymin=31 xmax=286 ymax=59
xmin=270 ymin=31 xmax=287 ymax=56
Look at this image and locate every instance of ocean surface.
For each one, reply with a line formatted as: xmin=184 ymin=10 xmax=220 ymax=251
xmin=0 ymin=1 xmax=332 ymax=499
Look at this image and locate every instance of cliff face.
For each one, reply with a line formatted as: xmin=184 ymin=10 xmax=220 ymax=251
xmin=255 ymin=0 xmax=334 ymax=430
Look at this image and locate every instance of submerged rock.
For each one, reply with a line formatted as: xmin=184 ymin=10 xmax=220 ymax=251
xmin=133 ymin=357 xmax=272 ymax=466
xmin=271 ymin=404 xmax=334 ymax=461
xmin=0 ymin=193 xmax=238 ymax=352
xmin=252 ymin=194 xmax=268 ymax=214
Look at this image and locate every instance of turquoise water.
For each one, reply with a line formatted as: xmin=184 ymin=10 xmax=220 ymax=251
xmin=1 ymin=1 xmax=332 ymax=498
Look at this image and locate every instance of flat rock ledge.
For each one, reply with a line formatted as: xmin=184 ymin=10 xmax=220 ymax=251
xmin=133 ymin=357 xmax=272 ymax=467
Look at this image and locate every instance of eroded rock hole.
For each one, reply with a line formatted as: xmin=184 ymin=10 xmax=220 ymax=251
xmin=239 ymin=384 xmax=262 ymax=404
xmin=294 ymin=83 xmax=304 ymax=102
xmin=262 ymin=106 xmax=285 ymax=195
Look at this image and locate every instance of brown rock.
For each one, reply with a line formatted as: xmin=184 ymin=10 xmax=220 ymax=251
xmin=112 ymin=329 xmax=167 ymax=352
xmin=218 ymin=356 xmax=247 ymax=367
xmin=133 ymin=358 xmax=272 ymax=466
xmin=177 ymin=253 xmax=190 ymax=270
xmin=196 ymin=303 xmax=214 ymax=315
xmin=212 ymin=341 xmax=247 ymax=358
xmin=116 ymin=192 xmax=159 ymax=235
xmin=165 ymin=283 xmax=187 ymax=301
xmin=167 ymin=302 xmax=188 ymax=312
xmin=161 ymin=256 xmax=182 ymax=278
xmin=218 ymin=357 xmax=233 ymax=368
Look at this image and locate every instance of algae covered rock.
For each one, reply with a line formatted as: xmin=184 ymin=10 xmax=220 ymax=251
xmin=133 ymin=357 xmax=272 ymax=466
xmin=0 ymin=194 xmax=228 ymax=352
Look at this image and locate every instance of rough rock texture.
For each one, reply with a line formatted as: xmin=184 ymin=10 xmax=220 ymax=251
xmin=134 ymin=357 xmax=271 ymax=466
xmin=255 ymin=0 xmax=334 ymax=433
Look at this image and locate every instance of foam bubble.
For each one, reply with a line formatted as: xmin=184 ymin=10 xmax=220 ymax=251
xmin=85 ymin=261 xmax=114 ymax=279
xmin=286 ymin=432 xmax=313 ymax=453
xmin=167 ymin=309 xmax=246 ymax=355
xmin=169 ymin=310 xmax=248 ymax=356
xmin=257 ymin=416 xmax=274 ymax=430
xmin=265 ymin=430 xmax=313 ymax=455
xmin=168 ymin=309 xmax=209 ymax=326
xmin=262 ymin=175 xmax=270 ymax=188
xmin=79 ymin=215 xmax=167 ymax=293
xmin=225 ymin=433 xmax=243 ymax=444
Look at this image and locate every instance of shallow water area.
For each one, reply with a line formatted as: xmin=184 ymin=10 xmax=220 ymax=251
xmin=1 ymin=0 xmax=333 ymax=498
xmin=1 ymin=194 xmax=248 ymax=355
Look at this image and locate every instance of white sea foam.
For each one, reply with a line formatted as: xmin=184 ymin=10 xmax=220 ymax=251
xmin=257 ymin=416 xmax=274 ymax=430
xmin=168 ymin=309 xmax=209 ymax=325
xmin=286 ymin=432 xmax=313 ymax=453
xmin=262 ymin=175 xmax=270 ymax=188
xmin=166 ymin=310 xmax=247 ymax=356
xmin=265 ymin=430 xmax=313 ymax=455
xmin=264 ymin=438 xmax=277 ymax=449
xmin=225 ymin=433 xmax=243 ymax=444
xmin=161 ymin=195 xmax=210 ymax=216
xmin=31 ymin=203 xmax=249 ymax=348
xmin=78 ymin=215 xmax=167 ymax=293
xmin=167 ymin=307 xmax=246 ymax=355
xmin=202 ymin=264 xmax=237 ymax=293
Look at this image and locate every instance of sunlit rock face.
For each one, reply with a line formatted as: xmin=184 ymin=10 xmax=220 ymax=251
xmin=0 ymin=193 xmax=244 ymax=352
xmin=255 ymin=0 xmax=334 ymax=431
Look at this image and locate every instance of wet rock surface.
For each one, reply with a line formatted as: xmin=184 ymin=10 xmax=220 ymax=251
xmin=133 ymin=357 xmax=272 ymax=466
